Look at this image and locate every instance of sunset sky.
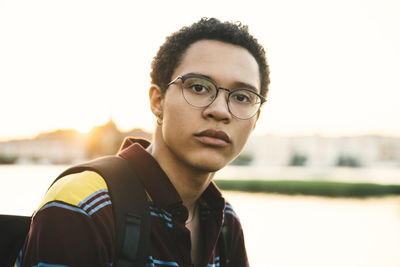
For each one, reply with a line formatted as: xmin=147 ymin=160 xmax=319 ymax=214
xmin=1 ymin=0 xmax=399 ymax=141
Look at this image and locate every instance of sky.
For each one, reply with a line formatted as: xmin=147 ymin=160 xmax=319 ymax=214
xmin=0 ymin=0 xmax=399 ymax=141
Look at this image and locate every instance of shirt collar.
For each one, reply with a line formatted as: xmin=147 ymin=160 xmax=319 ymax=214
xmin=118 ymin=137 xmax=225 ymax=211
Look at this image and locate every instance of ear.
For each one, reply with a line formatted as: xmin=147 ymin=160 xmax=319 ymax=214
xmin=149 ymin=84 xmax=164 ymax=118
xmin=252 ymin=110 xmax=261 ymax=131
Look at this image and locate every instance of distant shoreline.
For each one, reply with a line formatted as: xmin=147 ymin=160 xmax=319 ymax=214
xmin=215 ymin=179 xmax=400 ymax=198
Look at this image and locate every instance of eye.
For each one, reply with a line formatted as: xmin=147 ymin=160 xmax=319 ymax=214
xmin=230 ymin=90 xmax=261 ymax=105
xmin=234 ymin=94 xmax=249 ymax=102
xmin=190 ymin=84 xmax=209 ymax=94
xmin=231 ymin=91 xmax=252 ymax=104
xmin=183 ymin=77 xmax=215 ymax=95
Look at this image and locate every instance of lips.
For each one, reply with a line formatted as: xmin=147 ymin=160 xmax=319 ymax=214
xmin=194 ymin=129 xmax=231 ymax=147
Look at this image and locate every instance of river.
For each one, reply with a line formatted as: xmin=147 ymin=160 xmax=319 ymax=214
xmin=1 ymin=165 xmax=400 ymax=266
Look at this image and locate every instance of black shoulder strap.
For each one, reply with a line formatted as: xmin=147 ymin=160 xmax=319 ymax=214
xmin=218 ymin=212 xmax=229 ymax=267
xmin=0 ymin=214 xmax=31 ymax=267
xmin=54 ymin=156 xmax=151 ymax=267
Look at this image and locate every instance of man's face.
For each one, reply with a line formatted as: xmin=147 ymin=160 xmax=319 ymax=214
xmin=158 ymin=39 xmax=261 ymax=172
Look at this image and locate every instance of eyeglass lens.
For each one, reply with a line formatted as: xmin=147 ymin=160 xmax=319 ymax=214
xmin=181 ymin=76 xmax=261 ymax=119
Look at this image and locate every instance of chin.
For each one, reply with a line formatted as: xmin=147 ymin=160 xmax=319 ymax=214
xmin=195 ymin=165 xmax=222 ymax=173
xmin=191 ymin=158 xmax=229 ymax=173
xmin=175 ymin=146 xmax=236 ymax=173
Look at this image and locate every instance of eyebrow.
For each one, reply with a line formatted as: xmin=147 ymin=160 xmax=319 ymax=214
xmin=184 ymin=72 xmax=259 ymax=93
xmin=232 ymin=81 xmax=258 ymax=93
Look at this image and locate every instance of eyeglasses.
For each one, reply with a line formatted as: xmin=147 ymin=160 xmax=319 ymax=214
xmin=167 ymin=74 xmax=266 ymax=120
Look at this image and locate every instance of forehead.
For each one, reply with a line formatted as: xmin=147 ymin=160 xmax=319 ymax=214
xmin=172 ymin=40 xmax=261 ymax=92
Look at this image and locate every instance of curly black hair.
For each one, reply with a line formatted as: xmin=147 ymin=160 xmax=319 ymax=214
xmin=150 ymin=18 xmax=270 ymax=97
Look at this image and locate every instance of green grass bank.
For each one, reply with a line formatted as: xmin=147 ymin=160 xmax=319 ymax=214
xmin=214 ymin=179 xmax=400 ymax=198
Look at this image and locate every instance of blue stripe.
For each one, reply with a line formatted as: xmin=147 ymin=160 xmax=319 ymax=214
xmin=87 ymin=200 xmax=112 ymax=215
xmin=225 ymin=208 xmax=234 ymax=213
xmin=147 ymin=256 xmax=179 ymax=267
xmin=162 ymin=213 xmax=172 ymax=222
xmin=150 ymin=211 xmax=172 ymax=222
xmin=161 ymin=208 xmax=172 ymax=217
xmin=33 ymin=263 xmax=69 ymax=267
xmin=149 ymin=206 xmax=172 ymax=218
xmin=78 ymin=189 xmax=108 ymax=207
xmin=149 ymin=205 xmax=158 ymax=211
xmin=225 ymin=209 xmax=239 ymax=220
xmin=41 ymin=202 xmax=88 ymax=216
xmin=152 ymin=259 xmax=179 ymax=266
xmin=207 ymin=256 xmax=220 ymax=266
xmin=82 ymin=194 xmax=110 ymax=211
xmin=150 ymin=211 xmax=158 ymax=217
xmin=15 ymin=249 xmax=22 ymax=267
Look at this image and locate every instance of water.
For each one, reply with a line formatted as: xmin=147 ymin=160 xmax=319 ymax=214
xmin=224 ymin=191 xmax=400 ymax=267
xmin=216 ymin=165 xmax=400 ymax=185
xmin=0 ymin=164 xmax=68 ymax=215
xmin=1 ymin=165 xmax=400 ymax=266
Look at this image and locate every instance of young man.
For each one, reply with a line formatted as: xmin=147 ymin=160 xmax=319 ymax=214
xmin=18 ymin=18 xmax=269 ymax=267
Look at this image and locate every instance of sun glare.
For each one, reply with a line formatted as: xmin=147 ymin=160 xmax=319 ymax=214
xmin=76 ymin=124 xmax=93 ymax=134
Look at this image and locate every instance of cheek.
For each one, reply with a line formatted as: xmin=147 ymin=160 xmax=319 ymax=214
xmin=162 ymin=99 xmax=195 ymax=138
xmin=233 ymin=121 xmax=256 ymax=150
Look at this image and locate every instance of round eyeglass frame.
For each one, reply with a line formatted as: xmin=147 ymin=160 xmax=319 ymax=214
xmin=166 ymin=74 xmax=267 ymax=120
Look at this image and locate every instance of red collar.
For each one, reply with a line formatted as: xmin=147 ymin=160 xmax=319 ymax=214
xmin=118 ymin=137 xmax=225 ymax=211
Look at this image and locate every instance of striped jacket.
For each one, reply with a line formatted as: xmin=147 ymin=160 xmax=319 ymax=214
xmin=18 ymin=138 xmax=249 ymax=267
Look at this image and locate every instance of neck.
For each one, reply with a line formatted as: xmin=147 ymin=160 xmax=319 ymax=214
xmin=146 ymin=130 xmax=214 ymax=210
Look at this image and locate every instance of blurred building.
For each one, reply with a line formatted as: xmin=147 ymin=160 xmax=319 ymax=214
xmin=0 ymin=120 xmax=152 ymax=164
xmin=1 ymin=124 xmax=399 ymax=167
xmin=0 ymin=130 xmax=87 ymax=164
xmin=243 ymin=135 xmax=400 ymax=168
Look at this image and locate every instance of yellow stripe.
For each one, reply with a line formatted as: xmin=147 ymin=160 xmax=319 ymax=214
xmin=145 ymin=190 xmax=152 ymax=202
xmin=37 ymin=171 xmax=108 ymax=211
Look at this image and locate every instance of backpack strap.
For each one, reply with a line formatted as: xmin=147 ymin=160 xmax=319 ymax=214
xmin=0 ymin=214 xmax=31 ymax=267
xmin=53 ymin=156 xmax=151 ymax=267
xmin=218 ymin=212 xmax=229 ymax=267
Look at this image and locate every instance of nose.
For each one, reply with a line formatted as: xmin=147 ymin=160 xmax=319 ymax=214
xmin=202 ymin=89 xmax=232 ymax=122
